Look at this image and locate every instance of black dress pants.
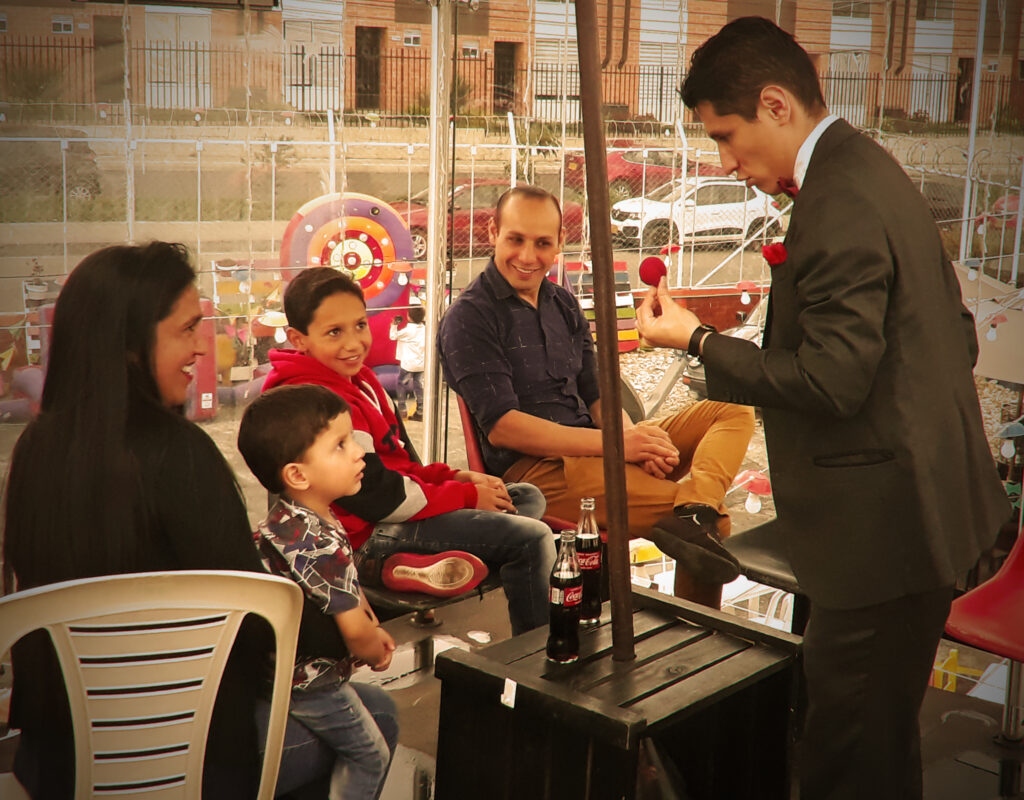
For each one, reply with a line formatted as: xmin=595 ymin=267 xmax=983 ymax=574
xmin=799 ymin=584 xmax=954 ymax=800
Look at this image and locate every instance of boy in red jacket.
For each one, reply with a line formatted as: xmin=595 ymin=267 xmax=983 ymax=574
xmin=263 ymin=267 xmax=555 ymax=635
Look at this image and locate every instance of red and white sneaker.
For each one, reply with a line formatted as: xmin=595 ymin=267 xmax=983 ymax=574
xmin=381 ymin=551 xmax=488 ymax=598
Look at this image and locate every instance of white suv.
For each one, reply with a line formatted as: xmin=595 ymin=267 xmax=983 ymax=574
xmin=610 ymin=178 xmax=785 ymax=249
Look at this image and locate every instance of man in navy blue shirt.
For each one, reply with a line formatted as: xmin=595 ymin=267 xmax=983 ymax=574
xmin=439 ymin=186 xmax=755 ymax=601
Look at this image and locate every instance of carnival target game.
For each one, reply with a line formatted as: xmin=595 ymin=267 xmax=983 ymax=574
xmin=280 ymin=192 xmax=416 ymax=367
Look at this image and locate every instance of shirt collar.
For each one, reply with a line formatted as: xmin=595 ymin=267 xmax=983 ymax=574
xmin=793 ymin=113 xmax=838 ymax=190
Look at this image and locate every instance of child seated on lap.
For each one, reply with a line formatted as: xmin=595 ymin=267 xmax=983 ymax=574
xmin=263 ymin=267 xmax=556 ymax=635
xmin=238 ymin=383 xmax=400 ymax=800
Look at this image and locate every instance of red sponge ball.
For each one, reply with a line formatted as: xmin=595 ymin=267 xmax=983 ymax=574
xmin=638 ymin=256 xmax=667 ymax=287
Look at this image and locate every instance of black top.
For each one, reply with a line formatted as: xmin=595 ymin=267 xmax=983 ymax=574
xmin=7 ymin=408 xmax=345 ymax=798
xmin=439 ymin=260 xmax=600 ymax=475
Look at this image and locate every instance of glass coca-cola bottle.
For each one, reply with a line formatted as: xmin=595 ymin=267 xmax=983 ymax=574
xmin=576 ymin=497 xmax=602 ymax=625
xmin=546 ymin=528 xmax=583 ymax=664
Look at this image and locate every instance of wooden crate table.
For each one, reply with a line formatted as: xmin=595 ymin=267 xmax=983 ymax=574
xmin=435 ymin=587 xmax=801 ymax=800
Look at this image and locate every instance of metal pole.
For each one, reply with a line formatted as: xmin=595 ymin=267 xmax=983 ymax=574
xmin=575 ymin=0 xmax=635 ymax=662
xmin=422 ymin=0 xmax=453 ymax=463
xmin=1010 ymin=159 xmax=1023 ymax=286
xmin=958 ymin=0 xmax=988 ymax=264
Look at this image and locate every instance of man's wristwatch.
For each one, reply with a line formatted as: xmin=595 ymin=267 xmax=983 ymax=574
xmin=687 ymin=324 xmax=717 ymax=358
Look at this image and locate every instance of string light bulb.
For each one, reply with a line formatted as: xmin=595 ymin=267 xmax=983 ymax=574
xmin=998 ymin=420 xmax=1024 ymax=460
xmin=274 ymin=327 xmax=287 ymax=344
xmin=736 ymin=281 xmax=757 ymax=306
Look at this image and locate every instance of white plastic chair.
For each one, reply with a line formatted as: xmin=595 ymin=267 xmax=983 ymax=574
xmin=0 ymin=570 xmax=302 ymax=799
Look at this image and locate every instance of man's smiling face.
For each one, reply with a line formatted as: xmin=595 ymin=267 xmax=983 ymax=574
xmin=489 ymin=193 xmax=564 ymax=307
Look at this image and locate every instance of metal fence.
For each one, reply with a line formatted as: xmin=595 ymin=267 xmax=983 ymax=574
xmin=6 ymin=35 xmax=1021 ymax=130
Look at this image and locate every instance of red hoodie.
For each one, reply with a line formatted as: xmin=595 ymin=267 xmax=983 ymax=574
xmin=263 ymin=349 xmax=478 ymax=549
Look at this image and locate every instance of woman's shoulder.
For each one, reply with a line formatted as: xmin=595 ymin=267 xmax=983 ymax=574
xmin=128 ymin=406 xmax=225 ymax=468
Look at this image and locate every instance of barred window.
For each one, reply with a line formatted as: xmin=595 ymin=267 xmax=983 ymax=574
xmin=52 ymin=15 xmax=73 ymax=35
xmin=833 ymin=1 xmax=871 ymax=18
xmin=917 ymin=0 xmax=954 ymax=21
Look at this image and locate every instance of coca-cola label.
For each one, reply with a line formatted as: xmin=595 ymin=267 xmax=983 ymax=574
xmin=578 ymin=551 xmax=601 ymax=570
xmin=550 ymin=585 xmax=583 ymax=606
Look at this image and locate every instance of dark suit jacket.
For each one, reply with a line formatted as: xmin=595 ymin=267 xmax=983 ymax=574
xmin=703 ymin=119 xmax=1011 ymax=610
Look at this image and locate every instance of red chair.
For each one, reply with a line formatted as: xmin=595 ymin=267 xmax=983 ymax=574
xmin=945 ymin=526 xmax=1024 ymax=745
xmin=455 ymin=394 xmax=583 ymax=535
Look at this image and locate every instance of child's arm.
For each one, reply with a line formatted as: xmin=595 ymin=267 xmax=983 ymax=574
xmin=334 ymin=606 xmax=396 ymax=671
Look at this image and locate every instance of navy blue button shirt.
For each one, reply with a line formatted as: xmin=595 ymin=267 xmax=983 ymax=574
xmin=438 ymin=259 xmax=600 ymax=476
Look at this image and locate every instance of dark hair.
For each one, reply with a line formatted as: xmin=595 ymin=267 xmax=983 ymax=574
xmin=494 ymin=185 xmax=562 ymax=232
xmin=284 ymin=267 xmax=365 ymax=334
xmin=680 ymin=17 xmax=825 ymax=120
xmin=4 ymin=242 xmax=200 ymax=587
xmin=407 ymin=306 xmax=425 ymax=325
xmin=238 ymin=384 xmax=350 ymax=494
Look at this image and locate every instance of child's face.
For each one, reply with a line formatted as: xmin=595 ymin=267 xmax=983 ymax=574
xmin=289 ymin=292 xmax=372 ymax=380
xmin=297 ymin=411 xmax=365 ymax=503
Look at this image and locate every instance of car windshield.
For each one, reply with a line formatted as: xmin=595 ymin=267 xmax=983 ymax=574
xmin=648 ymin=182 xmax=681 ymax=202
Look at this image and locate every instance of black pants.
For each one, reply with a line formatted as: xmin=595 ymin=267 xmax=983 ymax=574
xmin=799 ymin=585 xmax=954 ymax=800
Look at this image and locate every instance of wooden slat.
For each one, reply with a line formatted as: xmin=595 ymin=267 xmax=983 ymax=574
xmin=586 ymin=629 xmax=750 ymax=707
xmin=637 ymin=644 xmax=795 ymax=732
xmin=567 ymin=624 xmax=710 ymax=694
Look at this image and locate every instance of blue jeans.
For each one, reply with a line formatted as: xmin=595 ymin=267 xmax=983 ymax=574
xmin=364 ymin=483 xmax=555 ymax=635
xmin=397 ymin=369 xmax=423 ymax=408
xmin=256 ymin=681 xmax=398 ymax=799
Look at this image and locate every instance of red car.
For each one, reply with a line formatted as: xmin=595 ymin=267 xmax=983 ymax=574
xmin=392 ymin=180 xmax=586 ymax=261
xmin=564 ymin=147 xmax=729 ymax=204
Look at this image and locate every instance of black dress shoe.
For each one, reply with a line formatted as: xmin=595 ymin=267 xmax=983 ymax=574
xmin=647 ymin=503 xmax=741 ymax=584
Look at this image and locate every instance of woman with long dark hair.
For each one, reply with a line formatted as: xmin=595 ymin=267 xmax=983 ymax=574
xmin=2 ymin=242 xmax=391 ymax=798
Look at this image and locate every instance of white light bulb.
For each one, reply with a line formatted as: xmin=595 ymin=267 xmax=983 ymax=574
xmin=398 ymin=273 xmax=408 ymax=285
xmin=744 ymin=492 xmax=762 ymax=514
xmin=968 ymin=268 xmax=978 ymax=281
xmin=740 ymin=290 xmax=751 ymax=305
xmin=274 ymin=327 xmax=287 ymax=344
xmin=986 ymin=326 xmax=998 ymax=342
xmin=1001 ymin=439 xmax=1016 ymax=459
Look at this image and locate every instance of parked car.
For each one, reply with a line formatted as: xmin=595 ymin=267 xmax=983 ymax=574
xmin=391 ymin=180 xmax=585 ymax=260
xmin=610 ymin=178 xmax=784 ymax=249
xmin=0 ymin=126 xmax=102 ymax=201
xmin=564 ymin=147 xmax=729 ymax=204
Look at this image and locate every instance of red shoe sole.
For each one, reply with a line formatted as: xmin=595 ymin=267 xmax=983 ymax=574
xmin=381 ymin=551 xmax=488 ymax=598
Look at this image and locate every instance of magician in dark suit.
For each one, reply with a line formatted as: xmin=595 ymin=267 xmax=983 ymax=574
xmin=636 ymin=17 xmax=1012 ymax=800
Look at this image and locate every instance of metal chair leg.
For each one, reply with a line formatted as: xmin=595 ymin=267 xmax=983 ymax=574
xmin=999 ymin=659 xmax=1023 ymax=745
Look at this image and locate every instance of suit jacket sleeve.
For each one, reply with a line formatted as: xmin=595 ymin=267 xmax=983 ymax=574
xmin=704 ymin=184 xmax=892 ymax=419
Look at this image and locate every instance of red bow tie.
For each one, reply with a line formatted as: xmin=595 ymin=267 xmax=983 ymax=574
xmin=777 ymin=178 xmax=799 ymax=198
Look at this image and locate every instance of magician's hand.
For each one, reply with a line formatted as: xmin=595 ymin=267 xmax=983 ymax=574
xmin=636 ymin=277 xmax=703 ymax=350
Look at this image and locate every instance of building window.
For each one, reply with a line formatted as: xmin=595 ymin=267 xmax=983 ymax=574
xmin=52 ymin=15 xmax=73 ymax=35
xmin=1019 ymin=60 xmax=1024 ymax=80
xmin=461 ymin=40 xmax=479 ymax=58
xmin=917 ymin=0 xmax=954 ymax=21
xmin=0 ymin=13 xmax=7 ymax=34
xmin=832 ymin=1 xmax=870 ymax=17
xmin=403 ymin=30 xmax=421 ymax=47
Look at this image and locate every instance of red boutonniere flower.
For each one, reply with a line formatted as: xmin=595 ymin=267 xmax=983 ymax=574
xmin=762 ymin=243 xmax=788 ymax=266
